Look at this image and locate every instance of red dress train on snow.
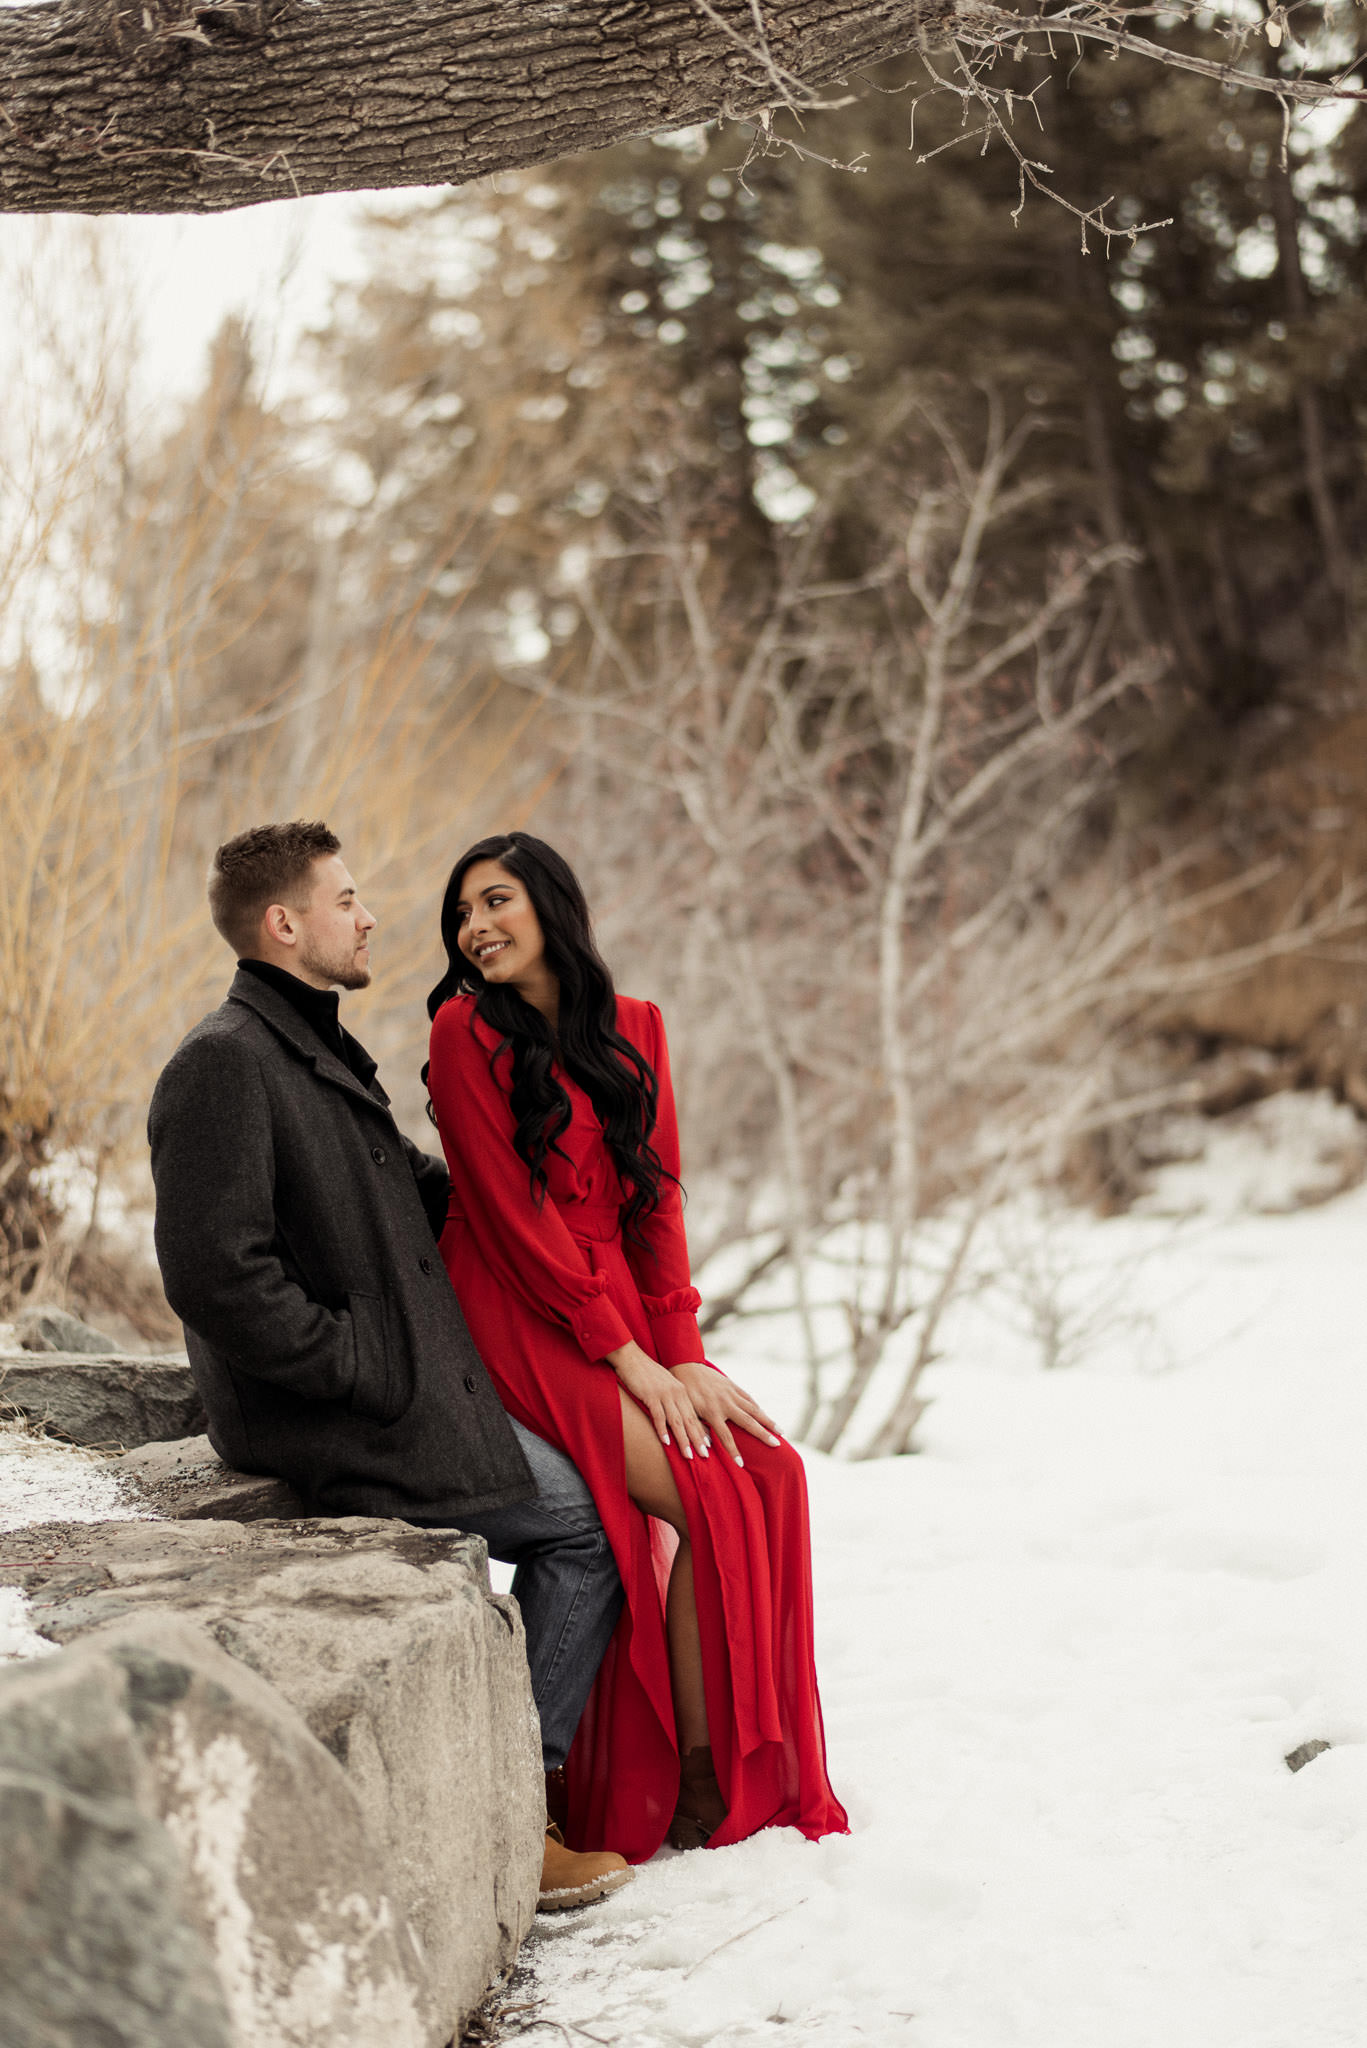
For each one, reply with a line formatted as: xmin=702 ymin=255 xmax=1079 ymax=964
xmin=427 ymin=990 xmax=848 ymax=1862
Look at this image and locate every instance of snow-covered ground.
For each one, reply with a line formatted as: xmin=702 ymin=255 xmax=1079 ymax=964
xmin=3 ymin=1099 xmax=1364 ymax=2045
xmin=523 ymin=1125 xmax=1367 ymax=2047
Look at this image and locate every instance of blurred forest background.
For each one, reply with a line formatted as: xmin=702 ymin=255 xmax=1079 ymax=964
xmin=4 ymin=10 xmax=1367 ymax=1452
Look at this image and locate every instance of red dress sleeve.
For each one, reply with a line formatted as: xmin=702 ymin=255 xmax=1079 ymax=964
xmin=427 ymin=1000 xmax=634 ymax=1364
xmin=623 ymin=1001 xmax=705 ymax=1366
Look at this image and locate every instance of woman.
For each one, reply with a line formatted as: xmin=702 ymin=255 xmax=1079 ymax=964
xmin=424 ymin=831 xmax=848 ymax=1864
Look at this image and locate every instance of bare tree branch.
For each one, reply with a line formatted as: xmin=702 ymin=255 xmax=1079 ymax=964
xmin=3 ymin=0 xmax=1361 ymax=216
xmin=963 ymin=2 xmax=1367 ymax=109
xmin=0 ymin=0 xmax=959 ymax=215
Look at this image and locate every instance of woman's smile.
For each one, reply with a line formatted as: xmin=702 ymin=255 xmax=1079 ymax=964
xmin=455 ymin=857 xmax=559 ymax=1023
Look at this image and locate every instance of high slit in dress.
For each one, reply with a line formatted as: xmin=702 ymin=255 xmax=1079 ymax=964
xmin=427 ymin=990 xmax=848 ymax=1863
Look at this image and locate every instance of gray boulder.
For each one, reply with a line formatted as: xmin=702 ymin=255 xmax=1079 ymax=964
xmin=0 ymin=1352 xmax=205 ymax=1448
xmin=14 ymin=1303 xmax=118 ymax=1355
xmin=111 ymin=1435 xmax=304 ymax=1521
xmin=0 ymin=1616 xmax=436 ymax=2048
xmin=0 ymin=1641 xmax=234 ymax=2048
xmin=9 ymin=1514 xmax=545 ymax=2033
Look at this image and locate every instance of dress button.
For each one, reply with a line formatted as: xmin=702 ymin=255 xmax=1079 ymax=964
xmin=463 ymin=1373 xmax=478 ymax=1393
xmin=419 ymin=1255 xmax=433 ymax=1275
xmin=371 ymin=1146 xmax=387 ymax=1165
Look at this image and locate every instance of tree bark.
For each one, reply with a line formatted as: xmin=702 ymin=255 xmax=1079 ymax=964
xmin=0 ymin=0 xmax=955 ymax=215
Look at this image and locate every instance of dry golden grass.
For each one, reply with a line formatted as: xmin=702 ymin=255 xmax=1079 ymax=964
xmin=0 ymin=233 xmax=540 ymax=1311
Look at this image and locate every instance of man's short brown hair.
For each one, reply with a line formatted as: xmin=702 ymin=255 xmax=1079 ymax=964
xmin=208 ymin=820 xmax=341 ymax=956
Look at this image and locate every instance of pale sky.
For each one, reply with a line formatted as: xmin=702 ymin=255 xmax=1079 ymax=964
xmin=117 ymin=194 xmax=372 ymax=401
xmin=2 ymin=191 xmax=378 ymax=413
xmin=0 ymin=189 xmax=415 ymax=677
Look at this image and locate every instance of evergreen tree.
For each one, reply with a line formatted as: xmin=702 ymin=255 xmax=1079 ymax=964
xmin=310 ymin=9 xmax=1366 ymax=799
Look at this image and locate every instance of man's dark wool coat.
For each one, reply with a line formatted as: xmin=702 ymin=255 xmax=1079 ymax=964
xmin=148 ymin=967 xmax=534 ymax=1520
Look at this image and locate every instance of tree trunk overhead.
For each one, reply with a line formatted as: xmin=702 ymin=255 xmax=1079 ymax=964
xmin=0 ymin=0 xmax=956 ymax=215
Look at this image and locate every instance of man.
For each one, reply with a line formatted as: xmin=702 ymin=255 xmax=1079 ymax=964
xmin=148 ymin=820 xmax=631 ymax=1910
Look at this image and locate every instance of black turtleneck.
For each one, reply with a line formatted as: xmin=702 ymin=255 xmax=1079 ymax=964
xmin=237 ymin=959 xmax=378 ymax=1090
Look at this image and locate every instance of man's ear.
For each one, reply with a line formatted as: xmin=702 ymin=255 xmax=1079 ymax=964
xmin=263 ymin=902 xmax=298 ymax=947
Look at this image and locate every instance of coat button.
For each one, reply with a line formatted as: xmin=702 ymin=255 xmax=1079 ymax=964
xmin=419 ymin=1256 xmax=432 ymax=1275
xmin=371 ymin=1146 xmax=387 ymax=1165
xmin=463 ymin=1373 xmax=478 ymax=1393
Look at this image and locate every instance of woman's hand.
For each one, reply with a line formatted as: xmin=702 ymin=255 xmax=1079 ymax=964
xmin=606 ymin=1340 xmax=710 ymax=1459
xmin=667 ymin=1362 xmax=782 ymax=1468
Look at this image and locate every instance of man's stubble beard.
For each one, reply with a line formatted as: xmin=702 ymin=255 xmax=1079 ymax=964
xmin=298 ymin=933 xmax=372 ymax=992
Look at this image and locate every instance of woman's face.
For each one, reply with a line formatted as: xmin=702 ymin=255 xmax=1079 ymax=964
xmin=454 ymin=859 xmax=549 ymax=993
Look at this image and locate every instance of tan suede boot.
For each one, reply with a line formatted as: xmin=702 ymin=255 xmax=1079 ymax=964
xmin=537 ymin=1824 xmax=634 ymax=1912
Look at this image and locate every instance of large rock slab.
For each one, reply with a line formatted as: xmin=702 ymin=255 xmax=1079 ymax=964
xmin=0 ymin=1615 xmax=435 ymax=2048
xmin=4 ymin=1515 xmax=544 ymax=2033
xmin=111 ymin=1435 xmax=304 ymax=1521
xmin=0 ymin=1353 xmax=205 ymax=1449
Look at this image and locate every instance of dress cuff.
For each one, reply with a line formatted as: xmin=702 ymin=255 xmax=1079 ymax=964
xmin=568 ymin=1295 xmax=635 ymax=1363
xmin=649 ymin=1309 xmax=706 ymax=1367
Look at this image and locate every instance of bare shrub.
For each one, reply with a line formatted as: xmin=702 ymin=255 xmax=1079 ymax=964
xmin=518 ymin=391 xmax=1364 ymax=1453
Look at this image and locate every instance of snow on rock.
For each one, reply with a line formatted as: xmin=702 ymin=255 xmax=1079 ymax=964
xmin=0 ymin=1587 xmax=60 ymax=1663
xmin=0 ymin=1424 xmax=142 ymax=1537
xmin=0 ymin=1420 xmax=144 ymax=1663
xmin=528 ymin=1176 xmax=1367 ymax=2046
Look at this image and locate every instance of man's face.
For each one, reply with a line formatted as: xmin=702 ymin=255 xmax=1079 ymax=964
xmin=289 ymin=854 xmax=376 ymax=991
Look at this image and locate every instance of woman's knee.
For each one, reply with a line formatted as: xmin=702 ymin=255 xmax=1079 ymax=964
xmin=747 ymin=1431 xmax=808 ymax=1505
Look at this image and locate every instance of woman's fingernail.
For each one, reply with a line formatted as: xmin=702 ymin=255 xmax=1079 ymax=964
xmin=734 ymin=1454 xmax=745 ymax=1468
xmin=684 ymin=1444 xmax=693 ymax=1460
xmin=700 ymin=1444 xmax=710 ymax=1458
xmin=662 ymin=1433 xmax=671 ymax=1446
xmin=768 ymin=1434 xmax=781 ymax=1445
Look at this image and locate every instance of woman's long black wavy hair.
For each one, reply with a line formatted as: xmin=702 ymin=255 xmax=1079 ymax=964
xmin=424 ymin=832 xmax=673 ymax=1244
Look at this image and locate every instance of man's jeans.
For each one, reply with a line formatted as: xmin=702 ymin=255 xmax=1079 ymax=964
xmin=432 ymin=1420 xmax=622 ymax=1773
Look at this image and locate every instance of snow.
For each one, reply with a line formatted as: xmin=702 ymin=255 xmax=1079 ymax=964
xmin=0 ymin=1423 xmax=140 ymax=1541
xmin=0 ymin=1419 xmax=142 ymax=1663
xmin=523 ymin=1148 xmax=1367 ymax=2046
xmin=0 ymin=1586 xmax=60 ymax=1663
xmin=1136 ymin=1089 xmax=1366 ymax=1220
xmin=3 ymin=1100 xmax=1365 ymax=2043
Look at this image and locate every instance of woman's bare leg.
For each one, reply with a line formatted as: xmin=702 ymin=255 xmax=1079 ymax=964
xmin=618 ymin=1387 xmax=709 ymax=1752
xmin=664 ymin=1542 xmax=707 ymax=1753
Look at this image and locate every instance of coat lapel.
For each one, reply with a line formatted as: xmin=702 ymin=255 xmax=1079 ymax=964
xmin=226 ymin=969 xmax=394 ymax=1116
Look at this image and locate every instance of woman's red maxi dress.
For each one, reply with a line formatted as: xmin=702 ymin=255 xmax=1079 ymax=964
xmin=427 ymin=991 xmax=848 ymax=1864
